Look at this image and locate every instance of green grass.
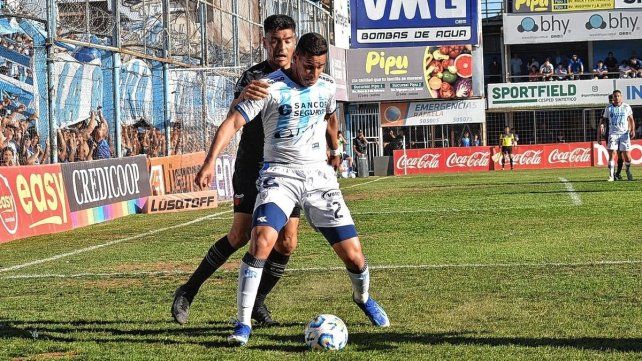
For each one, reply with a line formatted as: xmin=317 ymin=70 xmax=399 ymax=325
xmin=0 ymin=167 xmax=641 ymax=360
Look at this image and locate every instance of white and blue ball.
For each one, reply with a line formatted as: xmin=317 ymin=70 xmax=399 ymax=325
xmin=304 ymin=314 xmax=348 ymax=351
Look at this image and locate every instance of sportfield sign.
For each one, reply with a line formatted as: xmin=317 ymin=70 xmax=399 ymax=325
xmin=487 ymin=78 xmax=642 ymax=109
xmin=503 ymin=9 xmax=641 ymax=44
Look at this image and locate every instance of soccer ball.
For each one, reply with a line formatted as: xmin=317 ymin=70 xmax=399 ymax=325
xmin=304 ymin=314 xmax=348 ymax=351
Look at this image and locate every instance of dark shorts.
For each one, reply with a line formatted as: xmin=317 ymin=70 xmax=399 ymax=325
xmin=232 ymin=170 xmax=301 ymax=217
xmin=501 ymin=146 xmax=513 ymax=155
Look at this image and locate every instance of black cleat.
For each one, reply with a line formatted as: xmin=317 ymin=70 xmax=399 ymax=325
xmin=615 ymin=173 xmax=622 ymax=181
xmin=252 ymin=304 xmax=279 ymax=327
xmin=172 ymin=285 xmax=194 ymax=325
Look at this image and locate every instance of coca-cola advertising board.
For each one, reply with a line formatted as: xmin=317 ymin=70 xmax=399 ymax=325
xmin=0 ymin=164 xmax=72 ymax=243
xmin=593 ymin=140 xmax=642 ymax=166
xmin=393 ymin=146 xmax=491 ymax=175
xmin=491 ymin=142 xmax=592 ymax=170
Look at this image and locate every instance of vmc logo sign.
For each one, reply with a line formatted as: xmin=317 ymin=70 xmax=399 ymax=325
xmin=350 ymin=0 xmax=479 ymax=48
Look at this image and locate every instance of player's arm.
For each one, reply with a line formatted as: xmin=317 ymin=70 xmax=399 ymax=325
xmin=325 ymin=112 xmax=341 ymax=170
xmin=195 ymin=111 xmax=247 ymax=188
xmin=227 ymin=79 xmax=270 ymax=117
xmin=629 ymin=115 xmax=635 ymax=138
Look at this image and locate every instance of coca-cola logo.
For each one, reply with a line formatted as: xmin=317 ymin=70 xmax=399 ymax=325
xmin=446 ymin=151 xmax=490 ymax=168
xmin=0 ymin=174 xmax=18 ymax=235
xmin=512 ymin=150 xmax=543 ymax=165
xmin=548 ymin=147 xmax=591 ymax=164
xmin=396 ymin=153 xmax=441 ymax=169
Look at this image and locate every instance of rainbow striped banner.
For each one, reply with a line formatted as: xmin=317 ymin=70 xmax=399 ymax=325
xmin=71 ymin=198 xmax=147 ymax=228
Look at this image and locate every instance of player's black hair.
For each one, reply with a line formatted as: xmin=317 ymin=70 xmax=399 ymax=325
xmin=295 ymin=32 xmax=328 ymax=57
xmin=263 ymin=14 xmax=296 ymax=34
xmin=613 ymin=89 xmax=622 ymax=95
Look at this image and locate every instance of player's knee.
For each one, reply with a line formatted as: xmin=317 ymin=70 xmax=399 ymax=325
xmin=253 ymin=228 xmax=277 ymax=252
xmin=275 ymin=232 xmax=297 ymax=256
xmin=227 ymin=228 xmax=251 ymax=248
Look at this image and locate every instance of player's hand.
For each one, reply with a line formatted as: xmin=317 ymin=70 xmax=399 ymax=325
xmin=195 ymin=165 xmax=214 ymax=190
xmin=631 ymin=130 xmax=636 ymax=139
xmin=241 ymin=80 xmax=270 ymax=101
xmin=329 ymin=154 xmax=341 ymax=170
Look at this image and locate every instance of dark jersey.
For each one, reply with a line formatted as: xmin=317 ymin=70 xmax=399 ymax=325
xmin=233 ymin=60 xmax=277 ymax=177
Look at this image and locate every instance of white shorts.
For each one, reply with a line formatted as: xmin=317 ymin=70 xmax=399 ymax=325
xmin=608 ymin=133 xmax=631 ymax=152
xmin=253 ymin=163 xmax=356 ymax=243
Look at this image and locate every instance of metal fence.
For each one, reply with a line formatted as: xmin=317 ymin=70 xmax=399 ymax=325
xmin=0 ymin=0 xmax=331 ymax=166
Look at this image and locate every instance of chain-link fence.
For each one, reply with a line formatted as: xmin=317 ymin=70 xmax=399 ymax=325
xmin=0 ymin=0 xmax=331 ymax=165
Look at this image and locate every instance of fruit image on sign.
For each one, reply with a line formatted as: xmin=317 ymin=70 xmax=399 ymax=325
xmin=423 ymin=45 xmax=474 ymax=99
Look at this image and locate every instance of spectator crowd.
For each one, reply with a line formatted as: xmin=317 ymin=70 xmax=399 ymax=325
xmin=506 ymin=51 xmax=642 ymax=82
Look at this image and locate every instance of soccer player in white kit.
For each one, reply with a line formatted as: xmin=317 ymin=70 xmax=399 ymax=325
xmin=195 ymin=32 xmax=389 ymax=346
xmin=602 ymin=90 xmax=635 ymax=181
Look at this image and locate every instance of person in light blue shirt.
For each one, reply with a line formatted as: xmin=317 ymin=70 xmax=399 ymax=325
xmin=567 ymin=54 xmax=584 ymax=80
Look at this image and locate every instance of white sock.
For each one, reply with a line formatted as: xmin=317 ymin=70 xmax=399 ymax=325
xmin=608 ymin=160 xmax=615 ymax=178
xmin=237 ymin=254 xmax=265 ymax=326
xmin=347 ymin=266 xmax=370 ymax=304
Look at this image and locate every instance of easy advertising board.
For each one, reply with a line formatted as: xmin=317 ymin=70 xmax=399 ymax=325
xmin=381 ymin=99 xmax=485 ymax=127
xmin=503 ymin=9 xmax=642 ymax=44
xmin=347 ymin=45 xmax=476 ymax=102
xmin=350 ymin=0 xmax=479 ymax=48
xmin=0 ymin=164 xmax=72 ymax=243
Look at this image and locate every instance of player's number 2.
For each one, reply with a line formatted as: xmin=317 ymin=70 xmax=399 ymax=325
xmin=332 ymin=201 xmax=343 ymax=219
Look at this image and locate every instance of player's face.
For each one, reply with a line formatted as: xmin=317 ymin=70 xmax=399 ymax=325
xmin=293 ymin=53 xmax=326 ymax=87
xmin=264 ymin=29 xmax=296 ymax=70
xmin=613 ymin=92 xmax=623 ymax=106
xmin=504 ymin=127 xmax=510 ymax=134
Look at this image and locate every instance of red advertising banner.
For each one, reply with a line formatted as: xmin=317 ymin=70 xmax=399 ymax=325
xmin=393 ymin=146 xmax=491 ymax=175
xmin=149 ymin=152 xmax=206 ymax=195
xmin=592 ymin=140 xmax=642 ymax=167
xmin=0 ymin=164 xmax=72 ymax=243
xmin=490 ymin=142 xmax=593 ymax=170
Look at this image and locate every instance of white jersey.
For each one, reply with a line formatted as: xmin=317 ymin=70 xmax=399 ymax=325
xmin=235 ymin=69 xmax=337 ymax=165
xmin=603 ymin=103 xmax=632 ymax=136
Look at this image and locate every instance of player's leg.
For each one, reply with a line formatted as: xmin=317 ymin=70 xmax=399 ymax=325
xmin=615 ymin=151 xmax=624 ymax=180
xmin=501 ymin=148 xmax=506 ymax=170
xmin=620 ymin=134 xmax=633 ymax=181
xmin=303 ymin=170 xmax=389 ymax=327
xmin=252 ymin=210 xmax=300 ymax=326
xmin=607 ymin=135 xmax=618 ymax=181
xmin=171 ymin=173 xmax=255 ymax=324
xmin=229 ymin=168 xmax=299 ymax=345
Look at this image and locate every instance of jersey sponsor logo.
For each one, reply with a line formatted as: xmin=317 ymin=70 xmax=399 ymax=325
xmin=445 ymin=151 xmax=490 ymax=168
xmin=548 ymin=147 xmax=591 ymax=164
xmin=278 ymin=104 xmax=293 ymax=116
xmin=322 ymin=189 xmax=342 ymax=200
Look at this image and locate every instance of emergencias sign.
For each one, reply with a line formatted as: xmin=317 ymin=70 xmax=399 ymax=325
xmin=350 ymin=0 xmax=479 ymax=48
xmin=381 ymin=99 xmax=485 ymax=126
xmin=503 ymin=9 xmax=641 ymax=44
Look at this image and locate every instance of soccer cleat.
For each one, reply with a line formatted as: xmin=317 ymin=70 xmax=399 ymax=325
xmin=227 ymin=321 xmax=251 ymax=346
xmin=354 ymin=297 xmax=390 ymax=327
xmin=171 ymin=285 xmax=194 ymax=325
xmin=252 ymin=304 xmax=279 ymax=326
xmin=615 ymin=173 xmax=623 ymax=181
xmin=626 ymin=169 xmax=634 ymax=181
xmin=607 ymin=176 xmax=614 ymax=182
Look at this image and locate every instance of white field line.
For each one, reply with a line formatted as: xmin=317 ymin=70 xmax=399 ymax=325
xmin=2 ymin=259 xmax=641 ymax=280
xmin=559 ymin=177 xmax=582 ymax=206
xmin=342 ymin=177 xmax=384 ymax=189
xmin=0 ymin=209 xmax=234 ymax=274
xmin=196 ymin=204 xmax=574 ymax=222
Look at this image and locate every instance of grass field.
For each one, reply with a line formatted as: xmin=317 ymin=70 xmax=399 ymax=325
xmin=1 ymin=167 xmax=641 ymax=360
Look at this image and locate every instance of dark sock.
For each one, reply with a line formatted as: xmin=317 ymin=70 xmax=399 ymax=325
xmin=254 ymin=249 xmax=289 ymax=308
xmin=183 ymin=236 xmax=236 ymax=296
xmin=501 ymin=158 xmax=505 ymax=167
xmin=616 ymin=157 xmax=623 ymax=175
xmin=510 ymin=158 xmax=514 ymax=168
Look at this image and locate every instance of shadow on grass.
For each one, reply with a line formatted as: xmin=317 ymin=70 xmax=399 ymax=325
xmin=3 ymin=320 xmax=641 ymax=353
